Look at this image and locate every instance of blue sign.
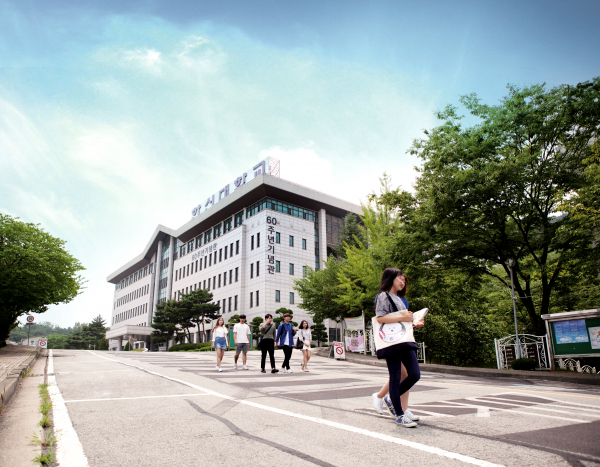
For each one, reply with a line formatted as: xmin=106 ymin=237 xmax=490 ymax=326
xmin=553 ymin=320 xmax=589 ymax=344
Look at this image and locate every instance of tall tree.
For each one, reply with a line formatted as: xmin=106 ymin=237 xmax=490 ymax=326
xmin=179 ymin=289 xmax=221 ymax=342
xmin=332 ymin=213 xmax=365 ymax=259
xmin=151 ymin=301 xmax=180 ymax=347
xmin=410 ymin=79 xmax=600 ymax=335
xmin=0 ymin=214 xmax=85 ymax=342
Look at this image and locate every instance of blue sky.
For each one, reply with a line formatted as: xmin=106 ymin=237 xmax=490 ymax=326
xmin=1 ymin=0 xmax=599 ymax=329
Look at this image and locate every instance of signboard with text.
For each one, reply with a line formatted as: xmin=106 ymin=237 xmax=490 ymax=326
xmin=39 ymin=338 xmax=47 ymax=348
xmin=333 ymin=341 xmax=345 ymax=359
xmin=550 ymin=317 xmax=600 ymax=356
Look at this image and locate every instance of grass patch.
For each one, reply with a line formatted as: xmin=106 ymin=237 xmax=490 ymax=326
xmin=32 ymin=449 xmax=56 ymax=465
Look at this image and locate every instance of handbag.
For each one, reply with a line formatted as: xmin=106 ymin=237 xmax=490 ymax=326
xmin=372 ymin=292 xmax=417 ymax=359
xmin=257 ymin=323 xmax=272 ymax=349
xmin=295 ymin=330 xmax=305 ymax=349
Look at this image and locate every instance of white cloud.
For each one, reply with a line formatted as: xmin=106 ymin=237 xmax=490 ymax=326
xmin=123 ymin=48 xmax=163 ymax=73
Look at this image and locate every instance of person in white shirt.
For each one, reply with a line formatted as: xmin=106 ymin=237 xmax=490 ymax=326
xmin=233 ymin=314 xmax=251 ymax=370
xmin=211 ymin=317 xmax=228 ymax=372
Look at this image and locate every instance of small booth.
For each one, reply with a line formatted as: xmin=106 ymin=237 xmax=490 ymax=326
xmin=541 ymin=308 xmax=600 ymax=371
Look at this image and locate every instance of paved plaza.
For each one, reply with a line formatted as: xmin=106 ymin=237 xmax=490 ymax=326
xmin=48 ymin=349 xmax=600 ymax=466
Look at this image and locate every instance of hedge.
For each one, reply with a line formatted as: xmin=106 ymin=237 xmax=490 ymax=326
xmin=510 ymin=358 xmax=536 ymax=371
xmin=167 ymin=342 xmax=212 ymax=352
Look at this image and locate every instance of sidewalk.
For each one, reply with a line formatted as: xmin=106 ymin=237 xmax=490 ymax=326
xmin=315 ymin=347 xmax=600 ymax=386
xmin=1 ymin=345 xmax=41 ymax=410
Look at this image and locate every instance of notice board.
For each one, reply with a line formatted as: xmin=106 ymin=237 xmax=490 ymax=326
xmin=550 ymin=317 xmax=600 ymax=356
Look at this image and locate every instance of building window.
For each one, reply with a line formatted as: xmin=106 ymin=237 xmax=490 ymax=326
xmin=251 ymin=235 xmax=254 ymax=250
xmin=224 ymin=217 xmax=233 ymax=233
xmin=223 ymin=272 xmax=227 ymax=286
xmin=289 ymin=235 xmax=294 ymax=247
xmin=230 ymin=243 xmax=233 ymax=257
xmin=224 ymin=247 xmax=228 ymax=260
xmin=205 ymin=230 xmax=212 ymax=243
xmin=214 ymin=251 xmax=217 ymax=264
xmin=236 ymin=240 xmax=239 ymax=255
xmin=219 ymin=248 xmax=222 ymax=262
xmin=188 ymin=240 xmax=194 ymax=253
xmin=222 ymin=298 xmax=226 ymax=312
xmin=195 ymin=260 xmax=198 ymax=272
xmin=234 ymin=295 xmax=238 ymax=310
xmin=289 ymin=263 xmax=294 ymax=275
xmin=196 ymin=235 xmax=202 ymax=248
xmin=276 ymin=232 xmax=280 ymax=244
xmin=204 ymin=256 xmax=207 ymax=269
xmin=234 ymin=210 xmax=244 ymax=228
xmin=289 ymin=292 xmax=295 ymax=304
xmin=275 ymin=290 xmax=280 ymax=302
xmin=276 ymin=261 xmax=280 ymax=272
xmin=207 ymin=280 xmax=210 ymax=291
xmin=187 ymin=264 xmax=190 ymax=276
xmin=209 ymin=255 xmax=212 ymax=267
xmin=250 ymin=292 xmax=253 ymax=308
xmin=235 ymin=267 xmax=239 ymax=282
xmin=229 ymin=269 xmax=233 ymax=284
xmin=257 ymin=233 xmax=260 ymax=248
xmin=203 ymin=280 xmax=206 ymax=289
xmin=256 ymin=290 xmax=259 ymax=306
xmin=228 ymin=297 xmax=232 ymax=312
xmin=213 ymin=276 xmax=216 ymax=290
xmin=303 ymin=266 xmax=307 ymax=277
xmin=214 ymin=223 xmax=222 ymax=238
xmin=302 ymin=239 xmax=307 ymax=250
xmin=218 ymin=274 xmax=221 ymax=288
xmin=256 ymin=261 xmax=260 ymax=276
xmin=250 ymin=263 xmax=254 ymax=279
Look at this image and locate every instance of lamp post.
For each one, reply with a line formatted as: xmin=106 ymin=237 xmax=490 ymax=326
xmin=507 ymin=259 xmax=521 ymax=358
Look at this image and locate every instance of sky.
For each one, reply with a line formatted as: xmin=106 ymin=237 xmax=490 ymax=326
xmin=1 ymin=0 xmax=599 ymax=329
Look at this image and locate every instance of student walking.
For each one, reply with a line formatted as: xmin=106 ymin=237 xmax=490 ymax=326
xmin=374 ymin=268 xmax=421 ymax=428
xmin=275 ymin=313 xmax=296 ymax=373
xmin=211 ymin=317 xmax=228 ymax=372
xmin=259 ymin=314 xmax=279 ymax=373
xmin=233 ymin=314 xmax=251 ymax=370
xmin=296 ymin=320 xmax=312 ymax=372
xmin=372 ymin=274 xmax=425 ymax=422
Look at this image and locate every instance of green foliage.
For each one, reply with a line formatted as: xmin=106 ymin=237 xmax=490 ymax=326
xmin=511 ymin=358 xmax=536 ymax=371
xmin=0 ymin=214 xmax=85 ymax=341
xmin=167 ymin=342 xmax=211 ymax=352
xmin=332 ymin=213 xmax=365 ymax=259
xmin=409 ymin=79 xmax=600 ymax=334
xmin=310 ymin=318 xmax=328 ymax=346
xmin=9 ymin=321 xmax=73 ymax=341
xmin=273 ymin=308 xmax=297 ymax=327
xmin=250 ymin=316 xmax=263 ymax=344
xmin=46 ymin=334 xmax=68 ymax=350
xmin=123 ymin=341 xmax=132 ymax=351
xmin=228 ymin=314 xmax=241 ymax=324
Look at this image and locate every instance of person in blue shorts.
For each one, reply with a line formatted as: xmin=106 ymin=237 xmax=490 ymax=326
xmin=211 ymin=317 xmax=228 ymax=372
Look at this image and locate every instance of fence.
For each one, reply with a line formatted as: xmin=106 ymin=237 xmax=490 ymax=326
xmin=494 ymin=334 xmax=550 ymax=370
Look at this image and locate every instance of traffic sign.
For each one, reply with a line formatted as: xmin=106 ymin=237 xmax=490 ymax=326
xmin=333 ymin=341 xmax=345 ymax=360
xmin=26 ymin=315 xmax=34 ymax=323
xmin=39 ymin=338 xmax=47 ymax=348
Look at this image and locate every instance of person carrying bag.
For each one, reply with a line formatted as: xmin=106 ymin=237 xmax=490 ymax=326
xmin=259 ymin=314 xmax=279 ymax=374
xmin=372 ymin=268 xmax=422 ymax=428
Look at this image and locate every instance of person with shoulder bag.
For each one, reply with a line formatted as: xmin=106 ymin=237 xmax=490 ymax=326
xmin=373 ymin=268 xmax=421 ymax=428
xmin=372 ymin=274 xmax=425 ymax=422
xmin=296 ymin=320 xmax=312 ymax=372
xmin=259 ymin=314 xmax=279 ymax=374
xmin=275 ymin=313 xmax=296 ymax=373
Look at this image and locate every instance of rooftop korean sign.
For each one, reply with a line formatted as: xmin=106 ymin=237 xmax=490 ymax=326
xmin=191 ymin=157 xmax=270 ymax=219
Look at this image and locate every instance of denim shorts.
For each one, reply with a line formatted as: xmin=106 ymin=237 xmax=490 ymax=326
xmin=214 ymin=337 xmax=227 ymax=350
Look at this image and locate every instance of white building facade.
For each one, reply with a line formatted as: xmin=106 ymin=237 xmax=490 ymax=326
xmin=106 ymin=164 xmax=360 ymax=351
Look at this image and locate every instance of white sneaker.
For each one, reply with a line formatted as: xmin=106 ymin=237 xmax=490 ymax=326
xmin=234 ymin=364 xmax=237 ymax=370
xmin=243 ymin=365 xmax=248 ymax=370
xmin=216 ymin=365 xmax=219 ymax=370
xmin=372 ymin=393 xmax=384 ymax=414
xmin=287 ymin=368 xmax=293 ymax=373
xmin=404 ymin=409 xmax=420 ymax=421
xmin=218 ymin=367 xmax=223 ymax=372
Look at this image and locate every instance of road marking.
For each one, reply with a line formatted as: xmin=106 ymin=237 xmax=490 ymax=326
xmin=442 ymin=400 xmax=590 ymax=422
xmin=48 ymin=350 xmax=90 ymax=467
xmin=88 ymin=351 xmax=503 ymax=467
xmin=64 ymin=393 xmax=211 ymax=403
xmin=474 ymin=396 xmax=600 ymax=416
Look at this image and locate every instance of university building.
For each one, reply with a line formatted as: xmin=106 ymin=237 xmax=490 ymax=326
xmin=105 ymin=158 xmax=360 ymax=351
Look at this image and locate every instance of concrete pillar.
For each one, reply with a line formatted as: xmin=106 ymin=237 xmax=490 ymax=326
xmin=318 ymin=208 xmax=327 ymax=268
xmin=166 ymin=236 xmax=176 ymax=301
xmin=117 ymin=338 xmax=123 ymax=351
xmin=150 ymin=240 xmax=162 ymax=325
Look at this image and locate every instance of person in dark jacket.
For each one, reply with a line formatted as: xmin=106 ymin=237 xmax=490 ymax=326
xmin=259 ymin=314 xmax=279 ymax=374
xmin=275 ymin=313 xmax=296 ymax=373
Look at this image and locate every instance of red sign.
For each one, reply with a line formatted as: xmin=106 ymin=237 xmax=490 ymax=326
xmin=333 ymin=341 xmax=345 ymax=359
xmin=26 ymin=315 xmax=34 ymax=323
xmin=39 ymin=338 xmax=47 ymax=348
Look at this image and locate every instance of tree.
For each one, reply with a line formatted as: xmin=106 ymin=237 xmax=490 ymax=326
xmin=332 ymin=213 xmax=365 ymax=259
xmin=0 ymin=215 xmax=85 ymax=342
xmin=294 ymin=257 xmax=351 ymax=322
xmin=180 ymin=289 xmax=221 ymax=342
xmin=273 ymin=308 xmax=296 ymax=327
xmin=47 ymin=334 xmax=68 ymax=349
xmin=228 ymin=314 xmax=240 ymax=324
xmin=85 ymin=315 xmax=108 ymax=348
xmin=250 ymin=316 xmax=263 ymax=345
xmin=310 ymin=318 xmax=328 ymax=346
xmin=151 ymin=301 xmax=180 ymax=348
xmin=409 ymin=79 xmax=600 ymax=335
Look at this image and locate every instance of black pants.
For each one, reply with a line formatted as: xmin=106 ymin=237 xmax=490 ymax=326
xmin=282 ymin=345 xmax=293 ymax=369
xmin=385 ymin=347 xmax=420 ymax=416
xmin=261 ymin=339 xmax=275 ymax=369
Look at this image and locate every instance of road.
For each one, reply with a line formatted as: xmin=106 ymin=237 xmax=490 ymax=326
xmin=48 ymin=349 xmax=600 ymax=467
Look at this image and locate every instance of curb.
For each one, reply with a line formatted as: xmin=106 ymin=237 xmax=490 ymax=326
xmin=0 ymin=347 xmax=43 ymax=412
xmin=315 ymin=348 xmax=600 ymax=386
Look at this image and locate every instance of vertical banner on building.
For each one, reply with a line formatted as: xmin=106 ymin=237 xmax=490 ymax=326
xmin=343 ymin=316 xmax=365 ymax=352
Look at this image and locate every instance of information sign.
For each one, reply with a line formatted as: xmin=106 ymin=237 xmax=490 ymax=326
xmin=39 ymin=338 xmax=47 ymax=348
xmin=553 ymin=320 xmax=589 ymax=344
xmin=589 ymin=327 xmax=600 ymax=350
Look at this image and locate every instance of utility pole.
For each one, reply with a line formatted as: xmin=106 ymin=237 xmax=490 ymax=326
xmin=508 ymin=259 xmax=521 ymax=359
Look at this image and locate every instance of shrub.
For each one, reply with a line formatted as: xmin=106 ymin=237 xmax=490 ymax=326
xmin=511 ymin=358 xmax=536 ymax=371
xmin=167 ymin=342 xmax=211 ymax=352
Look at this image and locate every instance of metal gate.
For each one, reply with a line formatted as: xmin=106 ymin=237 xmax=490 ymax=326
xmin=494 ymin=334 xmax=550 ymax=370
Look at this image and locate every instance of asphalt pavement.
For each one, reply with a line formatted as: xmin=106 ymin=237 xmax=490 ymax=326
xmin=48 ymin=349 xmax=600 ymax=467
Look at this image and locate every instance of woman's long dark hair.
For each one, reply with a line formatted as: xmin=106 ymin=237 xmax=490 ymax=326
xmin=374 ymin=268 xmax=404 ymax=312
xmin=298 ymin=320 xmax=309 ymax=330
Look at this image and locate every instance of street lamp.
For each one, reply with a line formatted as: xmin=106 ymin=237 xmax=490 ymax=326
xmin=507 ymin=259 xmax=521 ymax=358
